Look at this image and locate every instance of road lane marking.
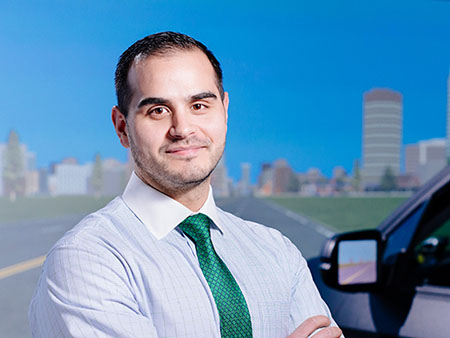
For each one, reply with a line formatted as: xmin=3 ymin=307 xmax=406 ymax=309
xmin=262 ymin=199 xmax=335 ymax=238
xmin=341 ymin=263 xmax=372 ymax=285
xmin=0 ymin=256 xmax=46 ymax=280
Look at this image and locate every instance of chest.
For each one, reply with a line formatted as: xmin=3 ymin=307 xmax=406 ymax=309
xmin=127 ymin=232 xmax=292 ymax=338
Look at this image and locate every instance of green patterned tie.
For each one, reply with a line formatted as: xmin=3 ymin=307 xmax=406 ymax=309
xmin=179 ymin=213 xmax=252 ymax=338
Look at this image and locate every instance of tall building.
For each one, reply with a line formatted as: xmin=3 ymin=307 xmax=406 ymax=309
xmin=238 ymin=162 xmax=252 ymax=196
xmin=405 ymin=138 xmax=447 ymax=184
xmin=272 ymin=159 xmax=295 ymax=194
xmin=257 ymin=163 xmax=274 ymax=196
xmin=211 ymin=156 xmax=231 ymax=198
xmin=405 ymin=144 xmax=420 ymax=175
xmin=362 ymin=88 xmax=403 ymax=188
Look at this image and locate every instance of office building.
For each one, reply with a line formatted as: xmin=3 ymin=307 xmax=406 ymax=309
xmin=238 ymin=162 xmax=252 ymax=196
xmin=48 ymin=158 xmax=92 ymax=195
xmin=272 ymin=159 xmax=295 ymax=194
xmin=405 ymin=138 xmax=447 ymax=184
xmin=211 ymin=156 xmax=231 ymax=198
xmin=362 ymin=88 xmax=403 ymax=188
xmin=257 ymin=163 xmax=274 ymax=196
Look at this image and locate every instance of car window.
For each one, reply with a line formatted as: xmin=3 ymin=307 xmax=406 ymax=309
xmin=383 ymin=202 xmax=427 ymax=263
xmin=412 ymin=182 xmax=450 ymax=287
xmin=413 ymin=217 xmax=450 ymax=287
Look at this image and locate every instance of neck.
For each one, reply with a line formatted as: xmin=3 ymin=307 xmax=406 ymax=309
xmin=169 ymin=182 xmax=210 ymax=211
xmin=135 ymin=170 xmax=211 ymax=212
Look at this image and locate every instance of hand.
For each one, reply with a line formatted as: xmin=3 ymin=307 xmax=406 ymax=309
xmin=287 ymin=315 xmax=342 ymax=338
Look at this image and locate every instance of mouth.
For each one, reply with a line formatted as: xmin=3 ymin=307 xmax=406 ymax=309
xmin=165 ymin=145 xmax=207 ymax=158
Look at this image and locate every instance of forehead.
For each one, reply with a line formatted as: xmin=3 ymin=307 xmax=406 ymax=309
xmin=127 ymin=49 xmax=219 ymax=100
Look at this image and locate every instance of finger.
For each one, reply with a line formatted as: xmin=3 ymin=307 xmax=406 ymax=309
xmin=288 ymin=315 xmax=331 ymax=337
xmin=311 ymin=326 xmax=343 ymax=338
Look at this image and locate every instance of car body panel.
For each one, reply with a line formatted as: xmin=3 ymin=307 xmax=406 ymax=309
xmin=312 ymin=165 xmax=450 ymax=338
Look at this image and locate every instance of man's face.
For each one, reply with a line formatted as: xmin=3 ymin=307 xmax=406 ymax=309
xmin=115 ymin=49 xmax=228 ymax=193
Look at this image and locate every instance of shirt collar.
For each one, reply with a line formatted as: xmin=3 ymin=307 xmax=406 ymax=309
xmin=122 ymin=172 xmax=222 ymax=240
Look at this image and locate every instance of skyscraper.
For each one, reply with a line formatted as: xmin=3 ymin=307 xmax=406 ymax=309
xmin=211 ymin=155 xmax=231 ymax=198
xmin=406 ymin=138 xmax=447 ymax=184
xmin=272 ymin=159 xmax=295 ymax=194
xmin=238 ymin=162 xmax=252 ymax=196
xmin=257 ymin=163 xmax=274 ymax=196
xmin=362 ymin=88 xmax=403 ymax=188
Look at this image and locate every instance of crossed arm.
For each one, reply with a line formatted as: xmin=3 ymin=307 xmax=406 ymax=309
xmin=30 ymin=237 xmax=342 ymax=337
xmin=289 ymin=316 xmax=342 ymax=338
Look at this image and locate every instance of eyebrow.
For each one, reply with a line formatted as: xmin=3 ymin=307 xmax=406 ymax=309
xmin=137 ymin=91 xmax=218 ymax=109
xmin=191 ymin=91 xmax=217 ymax=101
xmin=137 ymin=97 xmax=169 ymax=109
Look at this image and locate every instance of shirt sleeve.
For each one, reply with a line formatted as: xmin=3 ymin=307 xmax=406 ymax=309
xmin=286 ymin=237 xmax=342 ymax=336
xmin=29 ymin=239 xmax=159 ymax=338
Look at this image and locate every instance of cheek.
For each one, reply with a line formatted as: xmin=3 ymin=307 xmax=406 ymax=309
xmin=134 ymin=122 xmax=169 ymax=149
xmin=208 ymin=118 xmax=227 ymax=141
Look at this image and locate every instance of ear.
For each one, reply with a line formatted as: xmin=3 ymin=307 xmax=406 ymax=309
xmin=112 ymin=106 xmax=130 ymax=148
xmin=223 ymin=91 xmax=229 ymax=123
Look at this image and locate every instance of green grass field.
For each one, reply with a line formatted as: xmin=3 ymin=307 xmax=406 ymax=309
xmin=268 ymin=196 xmax=408 ymax=233
xmin=1 ymin=195 xmax=408 ymax=233
xmin=0 ymin=196 xmax=114 ymax=223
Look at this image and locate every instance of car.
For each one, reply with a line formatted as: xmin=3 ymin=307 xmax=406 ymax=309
xmin=309 ymin=165 xmax=450 ymax=338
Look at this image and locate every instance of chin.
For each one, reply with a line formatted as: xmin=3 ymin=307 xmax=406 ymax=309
xmin=166 ymin=166 xmax=214 ymax=186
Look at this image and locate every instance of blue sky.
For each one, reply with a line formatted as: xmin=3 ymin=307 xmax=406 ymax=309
xmin=1 ymin=0 xmax=449 ymax=181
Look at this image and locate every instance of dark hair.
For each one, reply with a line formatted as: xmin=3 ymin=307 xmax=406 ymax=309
xmin=115 ymin=31 xmax=224 ymax=117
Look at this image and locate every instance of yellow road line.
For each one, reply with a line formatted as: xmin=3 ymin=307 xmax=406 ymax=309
xmin=0 ymin=256 xmax=46 ymax=280
xmin=341 ymin=263 xmax=372 ymax=285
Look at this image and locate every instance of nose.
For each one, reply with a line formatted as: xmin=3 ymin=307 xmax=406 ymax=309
xmin=168 ymin=111 xmax=195 ymax=139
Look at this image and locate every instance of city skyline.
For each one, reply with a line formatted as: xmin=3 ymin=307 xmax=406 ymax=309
xmin=1 ymin=1 xmax=450 ymax=182
xmin=1 ymin=127 xmax=447 ymax=193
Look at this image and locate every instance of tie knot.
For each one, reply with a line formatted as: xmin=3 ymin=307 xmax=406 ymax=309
xmin=179 ymin=213 xmax=211 ymax=243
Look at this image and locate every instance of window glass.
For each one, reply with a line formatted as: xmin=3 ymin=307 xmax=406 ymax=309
xmin=383 ymin=202 xmax=427 ymax=263
xmin=414 ymin=218 xmax=450 ymax=287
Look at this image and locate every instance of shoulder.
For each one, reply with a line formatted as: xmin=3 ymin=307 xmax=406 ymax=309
xmin=38 ymin=196 xmax=149 ymax=293
xmin=48 ymin=196 xmax=148 ymax=259
xmin=216 ymin=207 xmax=303 ymax=261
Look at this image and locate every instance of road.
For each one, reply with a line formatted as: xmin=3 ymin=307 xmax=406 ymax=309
xmin=338 ymin=261 xmax=377 ymax=285
xmin=0 ymin=196 xmax=334 ymax=338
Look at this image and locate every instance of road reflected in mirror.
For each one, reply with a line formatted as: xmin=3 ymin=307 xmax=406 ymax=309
xmin=338 ymin=239 xmax=377 ymax=285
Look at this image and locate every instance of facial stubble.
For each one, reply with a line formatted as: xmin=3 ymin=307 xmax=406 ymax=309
xmin=128 ymin=127 xmax=225 ymax=194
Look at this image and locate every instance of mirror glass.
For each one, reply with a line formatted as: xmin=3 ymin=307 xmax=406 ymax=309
xmin=338 ymin=239 xmax=377 ymax=285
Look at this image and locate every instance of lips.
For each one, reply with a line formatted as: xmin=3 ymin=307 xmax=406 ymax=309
xmin=165 ymin=145 xmax=207 ymax=157
xmin=166 ymin=145 xmax=204 ymax=152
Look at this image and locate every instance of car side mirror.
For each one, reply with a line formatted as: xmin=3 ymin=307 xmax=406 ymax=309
xmin=320 ymin=229 xmax=383 ymax=292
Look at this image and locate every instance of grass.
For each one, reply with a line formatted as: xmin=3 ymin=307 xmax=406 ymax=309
xmin=268 ymin=196 xmax=408 ymax=233
xmin=0 ymin=196 xmax=114 ymax=223
xmin=0 ymin=195 xmax=409 ymax=232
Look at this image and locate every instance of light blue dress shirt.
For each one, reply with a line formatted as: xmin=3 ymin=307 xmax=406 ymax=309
xmin=29 ymin=173 xmax=338 ymax=337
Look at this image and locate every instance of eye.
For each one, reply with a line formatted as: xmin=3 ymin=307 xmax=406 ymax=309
xmin=192 ymin=103 xmax=206 ymax=111
xmin=148 ymin=106 xmax=169 ymax=118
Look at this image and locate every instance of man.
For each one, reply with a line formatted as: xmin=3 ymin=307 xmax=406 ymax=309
xmin=29 ymin=32 xmax=342 ymax=338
